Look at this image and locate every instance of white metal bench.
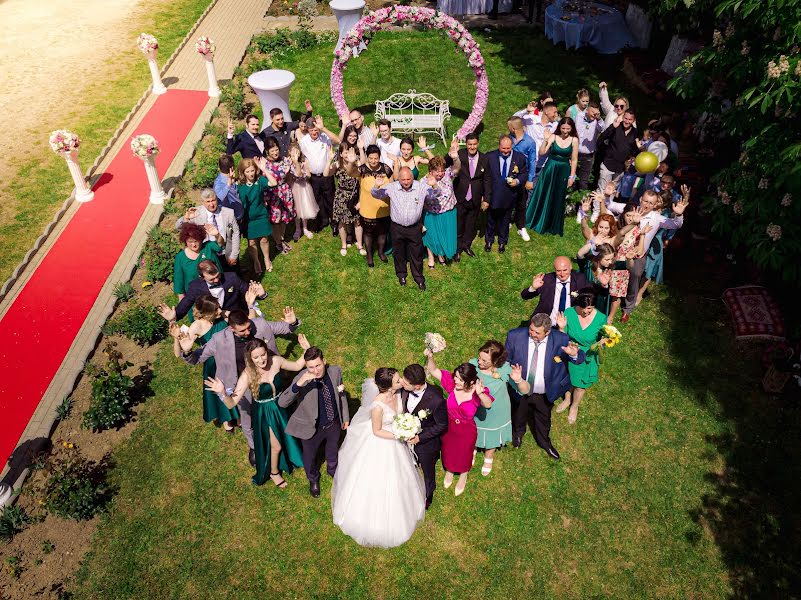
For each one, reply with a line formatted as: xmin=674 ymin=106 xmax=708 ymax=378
xmin=374 ymin=89 xmax=451 ymax=144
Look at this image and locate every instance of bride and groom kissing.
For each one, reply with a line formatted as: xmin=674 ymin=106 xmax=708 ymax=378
xmin=280 ymin=351 xmax=446 ymax=549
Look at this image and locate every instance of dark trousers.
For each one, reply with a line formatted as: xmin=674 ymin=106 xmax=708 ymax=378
xmin=485 ymin=207 xmax=512 ymax=245
xmin=301 ymin=421 xmax=341 ymax=484
xmin=577 ymin=153 xmax=595 ymax=190
xmin=310 ymin=174 xmax=335 ymax=230
xmin=526 ymin=0 xmax=544 ymax=22
xmin=416 ymin=448 xmax=439 ymax=507
xmin=390 ymin=221 xmax=425 ymax=283
xmin=624 ymin=256 xmax=647 ymax=313
xmin=513 ymin=393 xmax=554 ymax=450
xmin=514 ymin=189 xmax=529 ymax=230
xmin=456 ymin=201 xmax=479 ymax=251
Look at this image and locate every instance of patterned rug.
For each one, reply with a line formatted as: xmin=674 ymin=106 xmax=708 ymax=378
xmin=722 ymin=285 xmax=786 ymax=340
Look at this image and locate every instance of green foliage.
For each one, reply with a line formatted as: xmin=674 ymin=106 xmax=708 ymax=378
xmin=112 ymin=281 xmax=135 ymax=303
xmin=253 ymin=29 xmax=292 ymax=54
xmin=220 ymin=78 xmax=247 ymax=120
xmin=143 ymin=225 xmax=182 ymax=283
xmin=0 ymin=505 xmax=31 ymax=542
xmin=249 ymin=28 xmax=333 ymax=59
xmin=39 ymin=450 xmax=111 ymax=521
xmin=186 ymin=135 xmax=226 ymax=189
xmin=41 ymin=540 xmax=55 ymax=554
xmin=82 ymin=341 xmax=134 ymax=431
xmin=55 ymin=395 xmax=73 ymax=421
xmin=103 ymin=303 xmax=167 ymax=346
xmin=164 ymin=177 xmax=195 ymax=216
xmin=290 ymin=28 xmax=318 ymax=50
xmin=4 ymin=555 xmax=22 ymax=579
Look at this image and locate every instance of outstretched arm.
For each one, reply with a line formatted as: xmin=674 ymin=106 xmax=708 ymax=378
xmin=424 ymin=348 xmax=442 ymax=381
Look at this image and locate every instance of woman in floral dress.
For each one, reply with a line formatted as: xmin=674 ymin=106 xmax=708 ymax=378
xmin=263 ymin=137 xmax=296 ymax=255
xmin=325 ymin=130 xmax=366 ymax=257
xmin=422 ymin=139 xmax=462 ymax=267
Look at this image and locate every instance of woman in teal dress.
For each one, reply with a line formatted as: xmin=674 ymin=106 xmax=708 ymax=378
xmin=422 ymin=146 xmax=461 ymax=266
xmin=555 ymin=287 xmax=609 ymax=424
xmin=526 ymin=117 xmax=579 ymax=237
xmin=173 ymin=222 xmax=223 ymax=302
xmin=576 ymin=242 xmax=614 ymax=315
xmin=470 ymin=340 xmax=529 ymax=476
xmin=392 ymin=136 xmax=433 ymax=180
xmin=206 ymin=337 xmax=310 ymax=487
xmin=237 ymin=157 xmax=277 ymax=278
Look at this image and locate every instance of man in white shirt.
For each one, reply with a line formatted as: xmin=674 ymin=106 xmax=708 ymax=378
xmin=375 ymin=118 xmax=401 ymax=168
xmin=347 ymin=109 xmax=376 ymax=148
xmin=300 ymin=117 xmax=336 ymax=234
xmin=514 ymin=102 xmax=559 ymax=180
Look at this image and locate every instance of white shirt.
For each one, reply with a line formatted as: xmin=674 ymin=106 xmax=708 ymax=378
xmin=407 ymin=384 xmax=427 ymax=413
xmin=358 ymin=126 xmax=376 ymax=148
xmin=514 ymin=109 xmax=558 ymax=156
xmin=640 ymin=210 xmax=684 ymax=252
xmin=526 ymin=336 xmax=548 ymax=394
xmin=299 ymin=133 xmax=332 ymax=176
xmin=206 ymin=281 xmax=225 ymax=307
xmin=549 ymin=278 xmax=571 ymax=326
xmin=377 ymin=136 xmax=401 ymax=168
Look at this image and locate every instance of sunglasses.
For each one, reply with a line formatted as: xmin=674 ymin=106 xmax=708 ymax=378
xmin=614 ymin=104 xmax=626 ymax=108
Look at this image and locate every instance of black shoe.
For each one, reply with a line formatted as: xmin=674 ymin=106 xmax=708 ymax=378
xmin=248 ymin=449 xmax=256 ymax=467
xmin=425 ymin=500 xmax=432 ymax=511
xmin=309 ymin=480 xmax=321 ymax=498
xmin=453 ymin=252 xmax=461 ymax=263
xmin=464 ymin=247 xmax=476 ymax=258
xmin=484 ymin=242 xmax=492 ymax=252
xmin=332 ymin=227 xmax=338 ymax=238
xmin=399 ymin=276 xmax=407 ymax=286
xmin=546 ymin=446 xmax=561 ymax=460
xmin=378 ymin=254 xmax=388 ymax=263
xmin=498 ymin=243 xmax=506 ymax=254
xmin=512 ymin=437 xmax=522 ymax=449
xmin=418 ymin=281 xmax=426 ymax=291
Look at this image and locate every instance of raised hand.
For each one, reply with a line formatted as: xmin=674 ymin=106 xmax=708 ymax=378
xmin=204 ymin=376 xmax=226 ymax=395
xmin=425 ymin=173 xmax=438 ymax=186
xmin=369 ymin=122 xmax=378 ymax=136
xmin=374 ymin=173 xmax=387 ymax=187
xmin=282 ymin=306 xmax=297 ymax=323
xmin=250 ymin=282 xmax=266 ymax=298
xmin=680 ymin=184 xmax=691 ymax=200
xmin=227 ymin=117 xmax=234 ymax=136
xmin=314 ymin=115 xmax=324 ymax=129
xmin=356 ymin=137 xmax=365 ymax=151
xmin=297 ymin=333 xmax=310 ymax=350
xmin=289 ymin=145 xmax=300 ymax=161
xmin=343 ymin=146 xmax=357 ymax=164
xmin=158 ymin=304 xmax=176 ymax=322
xmin=640 ymin=223 xmax=653 ymax=235
xmin=204 ymin=223 xmax=219 ymax=237
xmin=449 ymin=137 xmax=460 ymax=157
xmin=598 ymin=269 xmax=612 ymax=287
xmin=581 ymin=196 xmax=592 ymax=214
xmin=510 ymin=363 xmax=523 ymax=382
xmin=542 ymin=127 xmax=553 ymax=141
xmin=253 ymin=155 xmax=266 ymax=171
xmin=296 ymin=370 xmax=316 ymax=387
xmin=183 ymin=207 xmax=197 ymax=221
xmin=527 ymin=101 xmax=538 ymax=113
xmin=417 ymin=135 xmax=428 ymax=149
xmin=561 ymin=342 xmax=579 ymax=357
xmin=674 ymin=196 xmax=690 ymax=215
xmin=168 ymin=322 xmax=182 ymax=338
xmin=556 ymin=312 xmax=567 ymax=330
xmin=245 ymin=285 xmax=258 ymax=308
xmin=227 ymin=167 xmax=236 ymax=184
xmin=305 ymin=99 xmax=313 ymax=112
xmin=603 ymin=181 xmax=617 ymax=197
xmin=177 ymin=331 xmax=193 ymax=353
xmin=599 ymin=81 xmax=607 ymax=89
xmin=531 ymin=272 xmax=545 ymax=290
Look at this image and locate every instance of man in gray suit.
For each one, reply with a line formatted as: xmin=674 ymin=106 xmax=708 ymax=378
xmin=177 ymin=188 xmax=240 ymax=266
xmin=182 ymin=308 xmax=301 ymax=466
xmin=279 ymin=346 xmax=349 ymax=498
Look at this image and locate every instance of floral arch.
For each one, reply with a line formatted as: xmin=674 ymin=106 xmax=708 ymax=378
xmin=330 ymin=6 xmax=488 ymax=140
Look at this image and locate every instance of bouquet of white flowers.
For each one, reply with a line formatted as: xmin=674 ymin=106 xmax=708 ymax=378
xmin=130 ymin=134 xmax=160 ymax=158
xmin=137 ymin=33 xmax=159 ymax=54
xmin=390 ymin=413 xmax=422 ymax=441
xmin=49 ymin=130 xmax=81 ymax=154
xmin=195 ymin=36 xmax=216 ymax=56
xmin=425 ymin=332 xmax=447 ymax=353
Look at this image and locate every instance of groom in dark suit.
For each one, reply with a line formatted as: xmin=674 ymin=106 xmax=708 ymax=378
xmin=505 ymin=313 xmax=585 ymax=459
xmin=521 ymin=256 xmax=589 ymax=325
xmin=484 ymin=135 xmax=528 ymax=253
xmin=401 ymin=363 xmax=447 ymax=510
xmin=450 ymin=132 xmax=490 ymax=260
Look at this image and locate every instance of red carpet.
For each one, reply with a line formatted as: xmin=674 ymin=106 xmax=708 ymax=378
xmin=0 ymin=90 xmax=208 ymax=469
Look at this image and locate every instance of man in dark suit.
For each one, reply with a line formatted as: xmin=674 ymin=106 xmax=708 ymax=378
xmin=505 ymin=314 xmax=585 ymax=459
xmin=401 ymin=363 xmax=447 ymax=510
xmin=263 ymin=101 xmax=314 ymax=157
xmin=450 ymin=132 xmax=490 ymax=260
xmin=521 ymin=256 xmax=589 ymax=325
xmin=484 ymin=135 xmax=528 ymax=253
xmin=226 ymin=114 xmax=269 ymax=159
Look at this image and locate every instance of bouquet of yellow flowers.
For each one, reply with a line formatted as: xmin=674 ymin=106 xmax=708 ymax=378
xmin=591 ymin=324 xmax=622 ymax=352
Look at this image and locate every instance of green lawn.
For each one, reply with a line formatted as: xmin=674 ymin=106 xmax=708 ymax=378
xmin=73 ymin=29 xmax=798 ymax=599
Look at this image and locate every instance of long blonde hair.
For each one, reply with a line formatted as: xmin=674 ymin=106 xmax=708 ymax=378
xmin=244 ymin=339 xmax=275 ymax=400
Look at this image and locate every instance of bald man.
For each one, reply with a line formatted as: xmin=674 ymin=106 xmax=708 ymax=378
xmin=521 ymin=256 xmax=589 ymax=325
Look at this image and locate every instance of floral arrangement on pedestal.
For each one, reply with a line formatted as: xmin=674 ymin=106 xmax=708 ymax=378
xmin=330 ymin=6 xmax=488 ymax=140
xmin=130 ymin=134 xmax=160 ymax=158
xmin=137 ymin=33 xmax=159 ymax=54
xmin=196 ymin=36 xmax=216 ymax=56
xmin=49 ymin=130 xmax=81 ymax=154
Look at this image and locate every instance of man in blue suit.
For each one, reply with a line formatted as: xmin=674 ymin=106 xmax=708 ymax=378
xmin=505 ymin=313 xmax=585 ymax=459
xmin=483 ymin=135 xmax=528 ymax=253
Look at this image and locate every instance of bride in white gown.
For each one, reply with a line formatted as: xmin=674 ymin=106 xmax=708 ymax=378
xmin=332 ymin=368 xmax=425 ymax=548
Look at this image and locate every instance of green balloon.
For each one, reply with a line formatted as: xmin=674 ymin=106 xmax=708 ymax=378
xmin=634 ymin=151 xmax=658 ymax=174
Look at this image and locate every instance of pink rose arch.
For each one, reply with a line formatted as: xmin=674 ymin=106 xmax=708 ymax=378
xmin=331 ymin=6 xmax=488 ymax=140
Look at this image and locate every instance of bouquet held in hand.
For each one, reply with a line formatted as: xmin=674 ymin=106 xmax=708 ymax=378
xmin=391 ymin=413 xmax=422 ymax=441
xmin=425 ymin=332 xmax=447 ymax=353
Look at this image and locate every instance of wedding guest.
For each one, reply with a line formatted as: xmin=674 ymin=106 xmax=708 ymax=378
xmin=370 ymin=166 xmax=440 ymax=290
xmin=173 ymin=222 xmax=223 ymax=303
xmin=484 ymin=135 xmax=528 ymax=253
xmin=567 ymin=88 xmax=590 ymax=122
xmin=599 ymin=81 xmax=630 ymax=129
xmin=375 ymin=118 xmax=401 ymax=168
xmin=263 ymin=101 xmax=313 ymax=157
xmin=212 ymin=154 xmax=244 ymax=220
xmin=206 ymin=337 xmax=309 ymax=487
xmin=606 ymin=203 xmax=648 ymax=323
xmin=401 ymin=363 xmax=447 ymax=509
xmin=425 ymin=349 xmax=494 ymax=496
xmin=299 ymin=117 xmax=336 ymax=233
xmin=508 ymin=116 xmax=538 ymax=243
xmin=278 ymin=346 xmax=349 ymax=498
xmin=263 ymin=138 xmax=297 ymax=255
xmin=576 ymin=242 xmax=614 ymax=315
xmin=470 ymin=340 xmax=528 ymax=476
xmin=575 ymin=101 xmax=605 ymax=190
xmin=451 ymin=132 xmax=490 ymax=260
xmin=392 ymin=136 xmax=432 ymax=180
xmin=355 ymin=145 xmax=393 ymax=268
xmin=176 ymin=188 xmax=240 ymax=267
xmin=345 ymin=109 xmax=375 ymax=148
xmin=226 ymin=114 xmax=268 ymax=159
xmin=597 ymin=108 xmax=640 ymax=193
xmin=237 ymin=157 xmax=277 ymax=277
xmin=326 ymin=144 xmax=365 ymax=257
xmin=166 ymin=260 xmax=259 ymax=322
xmin=555 ymin=287 xmax=608 ymax=424
xmin=514 ymin=92 xmax=555 ymax=138
xmin=515 ymin=100 xmax=559 ymax=178
xmin=288 ymin=142 xmax=319 ymax=242
xmin=521 ymin=256 xmax=588 ymax=325
xmin=526 ymin=117 xmax=579 ymax=236
xmin=505 ymin=314 xmax=584 ymax=458
xmin=422 ymin=141 xmax=461 ymax=268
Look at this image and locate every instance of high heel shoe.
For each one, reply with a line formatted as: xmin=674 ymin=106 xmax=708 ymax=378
xmin=443 ymin=472 xmax=453 ymax=489
xmin=454 ymin=478 xmax=467 ymax=496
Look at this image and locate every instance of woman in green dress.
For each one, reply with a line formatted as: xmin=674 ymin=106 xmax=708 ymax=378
xmin=576 ymin=242 xmax=614 ymax=315
xmin=392 ymin=136 xmax=433 ymax=180
xmin=206 ymin=337 xmax=309 ymax=488
xmin=237 ymin=157 xmax=277 ymax=278
xmin=525 ymin=117 xmax=579 ymax=237
xmin=555 ymin=287 xmax=609 ymax=424
xmin=470 ymin=340 xmax=529 ymax=476
xmin=173 ymin=222 xmax=223 ymax=302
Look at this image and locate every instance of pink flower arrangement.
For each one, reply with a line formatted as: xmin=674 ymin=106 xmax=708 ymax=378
xmin=137 ymin=33 xmax=159 ymax=54
xmin=49 ymin=129 xmax=81 ymax=154
xmin=330 ymin=7 xmax=488 ymax=139
xmin=196 ymin=36 xmax=216 ymax=56
xmin=130 ymin=134 xmax=160 ymax=159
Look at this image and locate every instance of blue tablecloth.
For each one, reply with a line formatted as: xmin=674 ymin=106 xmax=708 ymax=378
xmin=544 ymin=0 xmax=633 ymax=54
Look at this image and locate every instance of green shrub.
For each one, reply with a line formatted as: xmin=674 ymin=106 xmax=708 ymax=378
xmin=82 ymin=341 xmax=134 ymax=431
xmin=55 ymin=395 xmax=73 ymax=421
xmin=103 ymin=303 xmax=167 ymax=346
xmin=253 ymin=29 xmax=291 ymax=54
xmin=4 ymin=555 xmax=22 ymax=579
xmin=186 ymin=137 xmax=226 ymax=189
xmin=41 ymin=540 xmax=55 ymax=554
xmin=0 ymin=505 xmax=31 ymax=542
xmin=113 ymin=281 xmax=135 ymax=302
xmin=246 ymin=56 xmax=273 ymax=76
xmin=290 ymin=28 xmax=318 ymax=50
xmin=220 ymin=78 xmax=247 ymax=120
xmin=39 ymin=450 xmax=111 ymax=521
xmin=143 ymin=225 xmax=182 ymax=282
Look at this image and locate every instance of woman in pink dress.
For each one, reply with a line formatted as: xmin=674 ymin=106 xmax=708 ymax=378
xmin=425 ymin=349 xmax=493 ymax=496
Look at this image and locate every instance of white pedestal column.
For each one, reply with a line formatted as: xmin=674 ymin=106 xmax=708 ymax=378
xmin=147 ymin=49 xmax=167 ymax=95
xmin=60 ymin=150 xmax=94 ymax=202
xmin=330 ymin=0 xmax=366 ymax=56
xmin=204 ymin=55 xmax=221 ymax=97
xmin=140 ymin=155 xmax=166 ymax=204
xmin=247 ymin=70 xmax=296 ymax=130
xmin=0 ymin=483 xmax=12 ymax=508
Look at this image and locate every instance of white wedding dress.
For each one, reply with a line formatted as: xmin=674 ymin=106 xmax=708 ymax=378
xmin=331 ymin=380 xmax=425 ymax=548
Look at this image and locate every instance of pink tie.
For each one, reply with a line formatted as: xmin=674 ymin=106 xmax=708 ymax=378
xmin=466 ymin=154 xmax=477 ymax=201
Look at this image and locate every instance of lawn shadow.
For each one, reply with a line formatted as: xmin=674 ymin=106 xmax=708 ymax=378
xmin=661 ymin=242 xmax=801 ymax=598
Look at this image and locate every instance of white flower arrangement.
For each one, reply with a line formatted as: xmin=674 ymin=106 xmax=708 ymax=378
xmin=337 ymin=384 xmax=345 ymax=393
xmin=425 ymin=332 xmax=447 ymax=353
xmin=130 ymin=134 xmax=160 ymax=158
xmin=196 ymin=36 xmax=216 ymax=56
xmin=391 ymin=412 xmax=422 ymax=441
xmin=417 ymin=409 xmax=430 ymax=420
xmin=49 ymin=129 xmax=81 ymax=154
xmin=570 ymin=291 xmax=579 ymax=298
xmin=137 ymin=33 xmax=159 ymax=54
